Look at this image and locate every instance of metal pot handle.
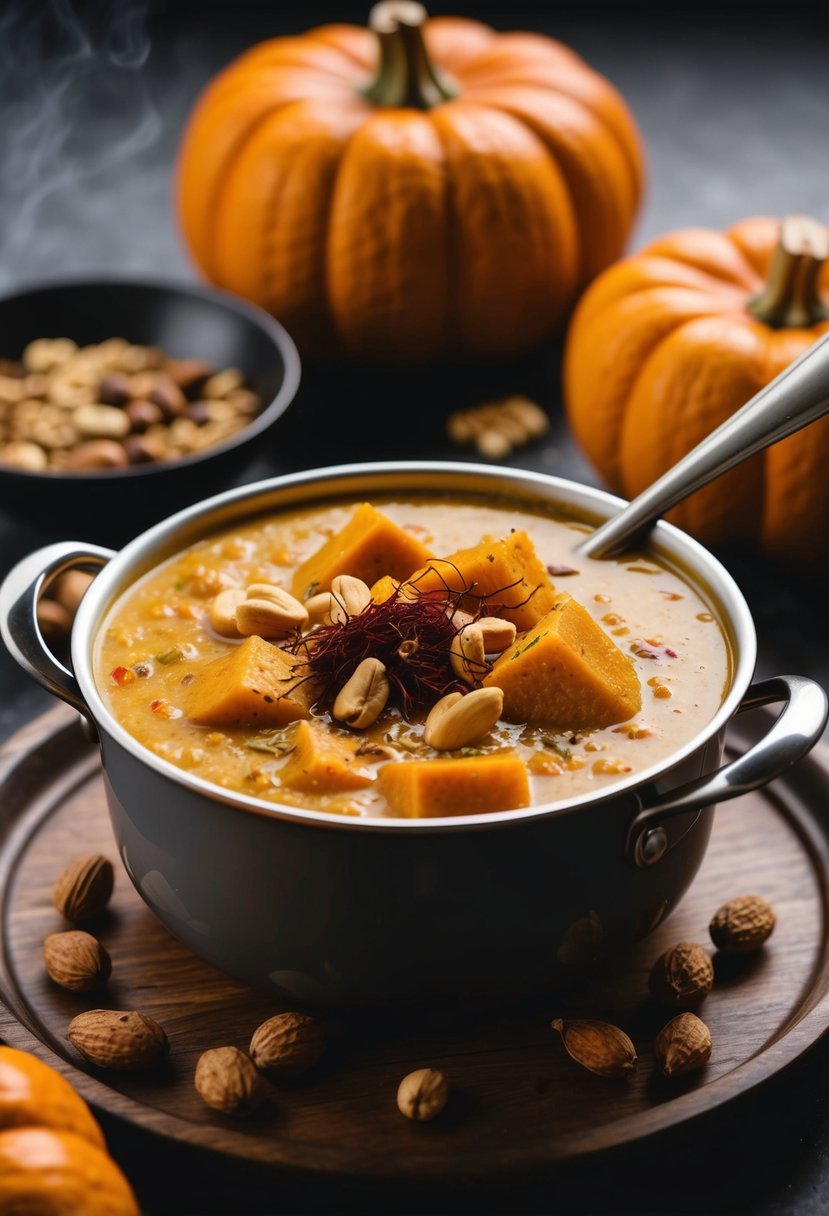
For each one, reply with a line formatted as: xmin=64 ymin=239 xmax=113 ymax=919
xmin=0 ymin=542 xmax=115 ymax=721
xmin=627 ymin=675 xmax=828 ymax=867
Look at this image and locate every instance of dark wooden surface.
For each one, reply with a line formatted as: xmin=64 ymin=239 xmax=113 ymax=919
xmin=2 ymin=704 xmax=829 ymax=1213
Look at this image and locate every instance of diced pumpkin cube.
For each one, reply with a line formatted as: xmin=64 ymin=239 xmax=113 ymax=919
xmin=483 ymin=592 xmax=641 ymax=729
xmin=291 ymin=504 xmax=433 ymax=599
xmin=278 ymin=721 xmax=375 ymax=792
xmin=187 ymin=636 xmax=315 ymax=728
xmin=370 ymin=575 xmax=400 ymax=603
xmin=406 ymin=531 xmax=555 ymax=630
xmin=376 ymin=755 xmax=530 ymax=818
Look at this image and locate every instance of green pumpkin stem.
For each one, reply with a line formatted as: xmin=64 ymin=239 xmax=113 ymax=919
xmin=361 ymin=1 xmax=458 ymax=109
xmin=747 ymin=215 xmax=829 ymax=328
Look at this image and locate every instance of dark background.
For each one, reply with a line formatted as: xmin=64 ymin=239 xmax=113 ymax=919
xmin=1 ymin=2 xmax=829 ymax=1213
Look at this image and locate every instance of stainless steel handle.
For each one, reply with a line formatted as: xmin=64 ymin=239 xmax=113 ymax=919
xmin=0 ymin=542 xmax=115 ymax=720
xmin=627 ymin=675 xmax=828 ymax=867
xmin=579 ymin=333 xmax=829 ymax=559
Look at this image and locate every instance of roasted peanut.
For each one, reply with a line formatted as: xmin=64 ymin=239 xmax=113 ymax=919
xmin=424 ymin=687 xmax=504 ymax=750
xmin=333 ymin=658 xmax=390 ymax=729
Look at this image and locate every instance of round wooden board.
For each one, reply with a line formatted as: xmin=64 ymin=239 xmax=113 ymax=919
xmin=1 ymin=705 xmax=829 ymax=1185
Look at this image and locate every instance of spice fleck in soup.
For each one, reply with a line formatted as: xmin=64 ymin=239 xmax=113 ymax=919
xmin=95 ymin=496 xmax=731 ymax=818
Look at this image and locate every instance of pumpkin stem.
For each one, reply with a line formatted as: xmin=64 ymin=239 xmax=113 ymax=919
xmin=361 ymin=1 xmax=458 ymax=109
xmin=747 ymin=215 xmax=829 ymax=328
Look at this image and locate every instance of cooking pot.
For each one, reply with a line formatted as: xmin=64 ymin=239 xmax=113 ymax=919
xmin=1 ymin=463 xmax=826 ymax=1006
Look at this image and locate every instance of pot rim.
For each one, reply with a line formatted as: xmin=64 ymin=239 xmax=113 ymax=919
xmin=73 ymin=461 xmax=757 ymax=833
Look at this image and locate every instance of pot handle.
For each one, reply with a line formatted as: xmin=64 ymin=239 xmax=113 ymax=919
xmin=627 ymin=675 xmax=828 ymax=867
xmin=0 ymin=542 xmax=115 ymax=721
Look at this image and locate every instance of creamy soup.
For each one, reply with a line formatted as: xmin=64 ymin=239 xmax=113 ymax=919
xmin=95 ymin=495 xmax=731 ymax=817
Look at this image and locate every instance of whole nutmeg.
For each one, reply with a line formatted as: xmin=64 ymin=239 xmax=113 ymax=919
xmin=649 ymin=941 xmax=714 ymax=1009
xmin=52 ymin=854 xmax=114 ymax=923
xmin=249 ymin=1012 xmax=326 ymax=1077
xmin=44 ymin=930 xmax=111 ymax=991
xmin=710 ymin=894 xmax=776 ymax=953
xmin=195 ymin=1046 xmax=267 ymax=1116
xmin=655 ymin=1012 xmax=712 ymax=1078
xmin=397 ymin=1068 xmax=448 ymax=1121
xmin=551 ymin=1017 xmax=637 ymax=1079
xmin=68 ymin=1009 xmax=168 ymax=1071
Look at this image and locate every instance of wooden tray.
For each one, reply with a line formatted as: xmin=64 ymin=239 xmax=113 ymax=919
xmin=1 ymin=704 xmax=829 ymax=1185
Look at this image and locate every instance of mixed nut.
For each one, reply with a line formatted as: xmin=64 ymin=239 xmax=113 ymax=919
xmin=0 ymin=336 xmax=262 ymax=472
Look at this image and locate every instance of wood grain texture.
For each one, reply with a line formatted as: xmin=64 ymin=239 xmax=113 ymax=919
xmin=1 ymin=704 xmax=828 ymax=1183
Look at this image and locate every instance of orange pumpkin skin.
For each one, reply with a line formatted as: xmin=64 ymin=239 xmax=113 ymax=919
xmin=176 ymin=13 xmax=645 ymax=362
xmin=0 ymin=1048 xmax=138 ymax=1216
xmin=0 ymin=1046 xmax=105 ymax=1149
xmin=563 ymin=216 xmax=829 ymax=566
xmin=0 ymin=1129 xmax=139 ymax=1216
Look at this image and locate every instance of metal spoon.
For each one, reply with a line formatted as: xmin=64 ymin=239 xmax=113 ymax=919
xmin=576 ymin=331 xmax=829 ymax=559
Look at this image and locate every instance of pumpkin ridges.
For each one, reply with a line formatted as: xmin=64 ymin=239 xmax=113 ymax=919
xmin=0 ymin=1046 xmax=105 ymax=1150
xmin=211 ymin=99 xmax=365 ymax=348
xmin=326 ymin=111 xmax=452 ymax=359
xmin=177 ymin=68 xmax=360 ymax=279
xmin=568 ymin=255 xmax=749 ymax=335
xmin=762 ymin=325 xmax=829 ymax=561
xmin=423 ymin=15 xmax=497 ymax=71
xmin=726 ymin=215 xmax=784 ymax=279
xmin=303 ymin=23 xmax=375 ymax=69
xmin=481 ymin=86 xmax=637 ymax=283
xmin=455 ymin=51 xmax=645 ymax=204
xmin=0 ymin=1127 xmax=139 ymax=1216
xmin=430 ymin=102 xmax=579 ymax=357
xmin=617 ymin=316 xmax=768 ymax=542
xmin=565 ymin=287 xmax=744 ymax=489
xmin=639 ymin=227 xmax=762 ymax=291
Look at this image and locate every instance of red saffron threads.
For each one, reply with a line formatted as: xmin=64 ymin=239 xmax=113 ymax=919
xmin=284 ymin=589 xmax=466 ymax=716
xmin=282 ymin=571 xmax=546 ymax=718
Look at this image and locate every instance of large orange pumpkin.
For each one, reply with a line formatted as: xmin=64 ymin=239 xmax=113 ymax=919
xmin=0 ymin=1046 xmax=139 ymax=1215
xmin=176 ymin=1 xmax=645 ymax=362
xmin=563 ymin=214 xmax=829 ymax=567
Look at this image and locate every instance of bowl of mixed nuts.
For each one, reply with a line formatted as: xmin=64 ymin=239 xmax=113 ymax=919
xmin=0 ymin=278 xmax=300 ymax=543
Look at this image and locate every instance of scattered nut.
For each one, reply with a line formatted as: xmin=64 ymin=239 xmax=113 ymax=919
xmin=551 ymin=1017 xmax=637 ymax=1079
xmin=249 ymin=1012 xmax=326 ymax=1077
xmin=332 ymin=657 xmax=390 ymax=729
xmin=449 ymin=623 xmax=487 ymax=686
xmin=710 ymin=894 xmax=776 ymax=953
xmin=52 ymin=854 xmax=114 ymax=923
xmin=475 ymin=616 xmax=517 ymax=654
xmin=65 ymin=439 xmax=129 ymax=470
xmin=446 ymin=394 xmax=550 ymax=459
xmin=67 ymin=1009 xmax=169 ymax=1071
xmin=236 ymin=584 xmax=309 ymax=638
xmin=37 ymin=598 xmax=73 ymax=642
xmin=397 ymin=1068 xmax=448 ymax=1121
xmin=423 ymin=687 xmax=504 ymax=750
xmin=44 ymin=930 xmax=111 ymax=991
xmin=210 ymin=588 xmax=246 ymax=638
xmin=194 ymin=1046 xmax=267 ymax=1115
xmin=0 ymin=440 xmax=49 ymax=470
xmin=649 ymin=941 xmax=714 ymax=1008
xmin=328 ymin=574 xmax=372 ymax=625
xmin=53 ymin=569 xmax=94 ymax=615
xmin=72 ymin=404 xmax=131 ymax=440
xmin=654 ymin=1012 xmax=712 ymax=1078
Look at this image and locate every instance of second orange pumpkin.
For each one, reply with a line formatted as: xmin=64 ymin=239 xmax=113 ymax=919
xmin=176 ymin=3 xmax=645 ymax=362
xmin=563 ymin=214 xmax=829 ymax=566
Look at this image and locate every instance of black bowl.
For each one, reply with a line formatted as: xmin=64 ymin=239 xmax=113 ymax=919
xmin=0 ymin=278 xmax=300 ymax=546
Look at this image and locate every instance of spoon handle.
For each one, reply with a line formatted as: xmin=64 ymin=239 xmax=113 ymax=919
xmin=577 ymin=331 xmax=829 ymax=559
